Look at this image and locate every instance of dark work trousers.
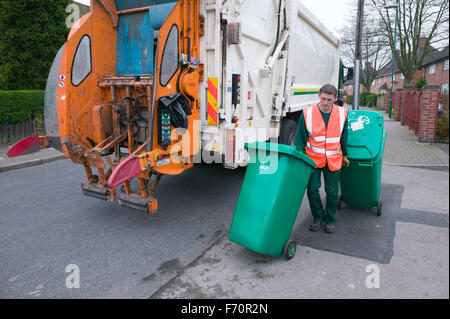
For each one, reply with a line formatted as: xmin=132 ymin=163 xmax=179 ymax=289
xmin=307 ymin=165 xmax=341 ymax=225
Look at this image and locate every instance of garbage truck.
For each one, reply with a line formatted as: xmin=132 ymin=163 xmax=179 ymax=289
xmin=8 ymin=0 xmax=352 ymax=214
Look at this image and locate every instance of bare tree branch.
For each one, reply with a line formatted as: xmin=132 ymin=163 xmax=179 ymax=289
xmin=371 ymin=0 xmax=449 ymax=84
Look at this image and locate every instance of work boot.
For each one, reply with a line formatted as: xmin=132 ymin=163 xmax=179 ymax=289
xmin=310 ymin=220 xmax=322 ymax=232
xmin=325 ymin=223 xmax=336 ymax=234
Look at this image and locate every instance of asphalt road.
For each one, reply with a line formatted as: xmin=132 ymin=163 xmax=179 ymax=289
xmin=0 ymin=159 xmax=245 ymax=298
xmin=1 ymin=159 xmax=448 ymax=299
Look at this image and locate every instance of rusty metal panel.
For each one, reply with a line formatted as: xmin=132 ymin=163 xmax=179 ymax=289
xmin=116 ymin=11 xmax=154 ymax=76
xmin=116 ymin=2 xmax=176 ymax=76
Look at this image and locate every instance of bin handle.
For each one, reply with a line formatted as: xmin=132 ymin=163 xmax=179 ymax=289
xmin=346 ymin=144 xmax=374 ymax=167
xmin=358 ymin=162 xmax=373 ymax=167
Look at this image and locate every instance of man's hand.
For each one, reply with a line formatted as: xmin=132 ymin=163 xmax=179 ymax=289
xmin=343 ymin=156 xmax=350 ymax=167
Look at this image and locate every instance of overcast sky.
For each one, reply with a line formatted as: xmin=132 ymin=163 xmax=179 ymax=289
xmin=73 ymin=0 xmax=354 ymax=37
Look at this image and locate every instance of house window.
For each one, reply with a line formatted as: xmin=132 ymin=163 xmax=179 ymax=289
xmin=429 ymin=64 xmax=436 ymax=75
xmin=378 ymin=78 xmax=382 ymax=84
xmin=400 ymin=73 xmax=404 ymax=80
xmin=349 ymin=85 xmax=353 ymax=90
xmin=444 ymin=59 xmax=449 ymax=71
xmin=441 ymin=83 xmax=449 ymax=95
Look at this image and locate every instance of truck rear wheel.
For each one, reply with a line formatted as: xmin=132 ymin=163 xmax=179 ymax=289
xmin=279 ymin=119 xmax=298 ymax=146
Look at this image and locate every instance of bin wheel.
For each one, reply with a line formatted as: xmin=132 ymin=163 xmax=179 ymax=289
xmin=283 ymin=240 xmax=297 ymax=260
xmin=337 ymin=195 xmax=342 ymax=210
xmin=376 ymin=201 xmax=382 ymax=216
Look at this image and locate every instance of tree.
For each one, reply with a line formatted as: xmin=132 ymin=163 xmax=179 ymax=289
xmin=0 ymin=0 xmax=71 ymax=90
xmin=339 ymin=0 xmax=391 ymax=92
xmin=371 ymin=0 xmax=449 ymax=84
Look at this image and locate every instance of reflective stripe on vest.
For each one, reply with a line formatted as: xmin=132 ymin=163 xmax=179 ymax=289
xmin=339 ymin=106 xmax=346 ymax=134
xmin=306 ymin=106 xmax=327 ymax=142
xmin=326 ymin=148 xmax=342 ymax=156
xmin=326 ymin=137 xmax=341 ymax=143
xmin=306 ymin=142 xmax=326 ymax=154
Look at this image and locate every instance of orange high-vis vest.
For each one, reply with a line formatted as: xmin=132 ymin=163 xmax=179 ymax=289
xmin=304 ymin=104 xmax=348 ymax=172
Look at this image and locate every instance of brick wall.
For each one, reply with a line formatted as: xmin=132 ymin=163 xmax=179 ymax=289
xmin=401 ymin=85 xmax=414 ymax=126
xmin=394 ymin=89 xmax=403 ymax=121
xmin=418 ymin=85 xmax=440 ymax=143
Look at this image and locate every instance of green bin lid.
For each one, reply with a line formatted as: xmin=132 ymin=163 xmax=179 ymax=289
xmin=346 ymin=110 xmax=384 ymax=161
xmin=245 ymin=142 xmax=317 ymax=169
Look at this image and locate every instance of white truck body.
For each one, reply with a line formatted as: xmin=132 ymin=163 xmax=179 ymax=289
xmin=198 ymin=0 xmax=341 ymax=168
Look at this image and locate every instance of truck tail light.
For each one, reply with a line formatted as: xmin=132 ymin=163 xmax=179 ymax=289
xmin=227 ymin=22 xmax=241 ymax=45
xmin=225 ymin=128 xmax=237 ymax=168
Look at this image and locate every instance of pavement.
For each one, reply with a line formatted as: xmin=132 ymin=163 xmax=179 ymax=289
xmin=1 ymin=108 xmax=449 ymax=299
xmin=360 ymin=106 xmax=449 ymax=170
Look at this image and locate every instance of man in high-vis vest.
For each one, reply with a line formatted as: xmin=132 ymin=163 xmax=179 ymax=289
xmin=294 ymin=84 xmax=350 ymax=233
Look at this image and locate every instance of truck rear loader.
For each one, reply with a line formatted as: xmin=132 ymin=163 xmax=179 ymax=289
xmin=8 ymin=0 xmax=350 ymax=214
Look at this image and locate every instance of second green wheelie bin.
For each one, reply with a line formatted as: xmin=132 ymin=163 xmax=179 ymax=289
xmin=339 ymin=110 xmax=387 ymax=216
xmin=229 ymin=142 xmax=316 ymax=259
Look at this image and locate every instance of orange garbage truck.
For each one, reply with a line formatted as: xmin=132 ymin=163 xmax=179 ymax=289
xmin=8 ymin=0 xmax=350 ymax=214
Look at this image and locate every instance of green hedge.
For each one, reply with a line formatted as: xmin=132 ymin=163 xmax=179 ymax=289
xmin=346 ymin=93 xmax=377 ymax=107
xmin=347 ymin=95 xmax=354 ymax=105
xmin=360 ymin=92 xmax=377 ymax=107
xmin=0 ymin=0 xmax=70 ymax=90
xmin=0 ymin=90 xmax=45 ymax=124
xmin=365 ymin=94 xmax=377 ymax=107
xmin=436 ymin=113 xmax=449 ymax=144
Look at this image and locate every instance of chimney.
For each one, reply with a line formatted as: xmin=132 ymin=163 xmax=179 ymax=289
xmin=419 ymin=37 xmax=428 ymax=49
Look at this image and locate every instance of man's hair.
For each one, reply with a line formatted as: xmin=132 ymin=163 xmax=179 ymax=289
xmin=319 ymin=84 xmax=338 ymax=96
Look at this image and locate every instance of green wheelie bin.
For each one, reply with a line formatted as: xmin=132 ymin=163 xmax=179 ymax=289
xmin=229 ymin=142 xmax=316 ymax=259
xmin=338 ymin=110 xmax=387 ymax=216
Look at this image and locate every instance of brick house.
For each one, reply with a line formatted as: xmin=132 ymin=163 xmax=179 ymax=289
xmin=343 ymin=79 xmax=363 ymax=96
xmin=421 ymin=46 xmax=449 ymax=98
xmin=371 ymin=41 xmax=449 ymax=96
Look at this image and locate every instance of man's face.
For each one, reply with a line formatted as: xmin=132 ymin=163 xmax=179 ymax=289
xmin=318 ymin=92 xmax=337 ymax=113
